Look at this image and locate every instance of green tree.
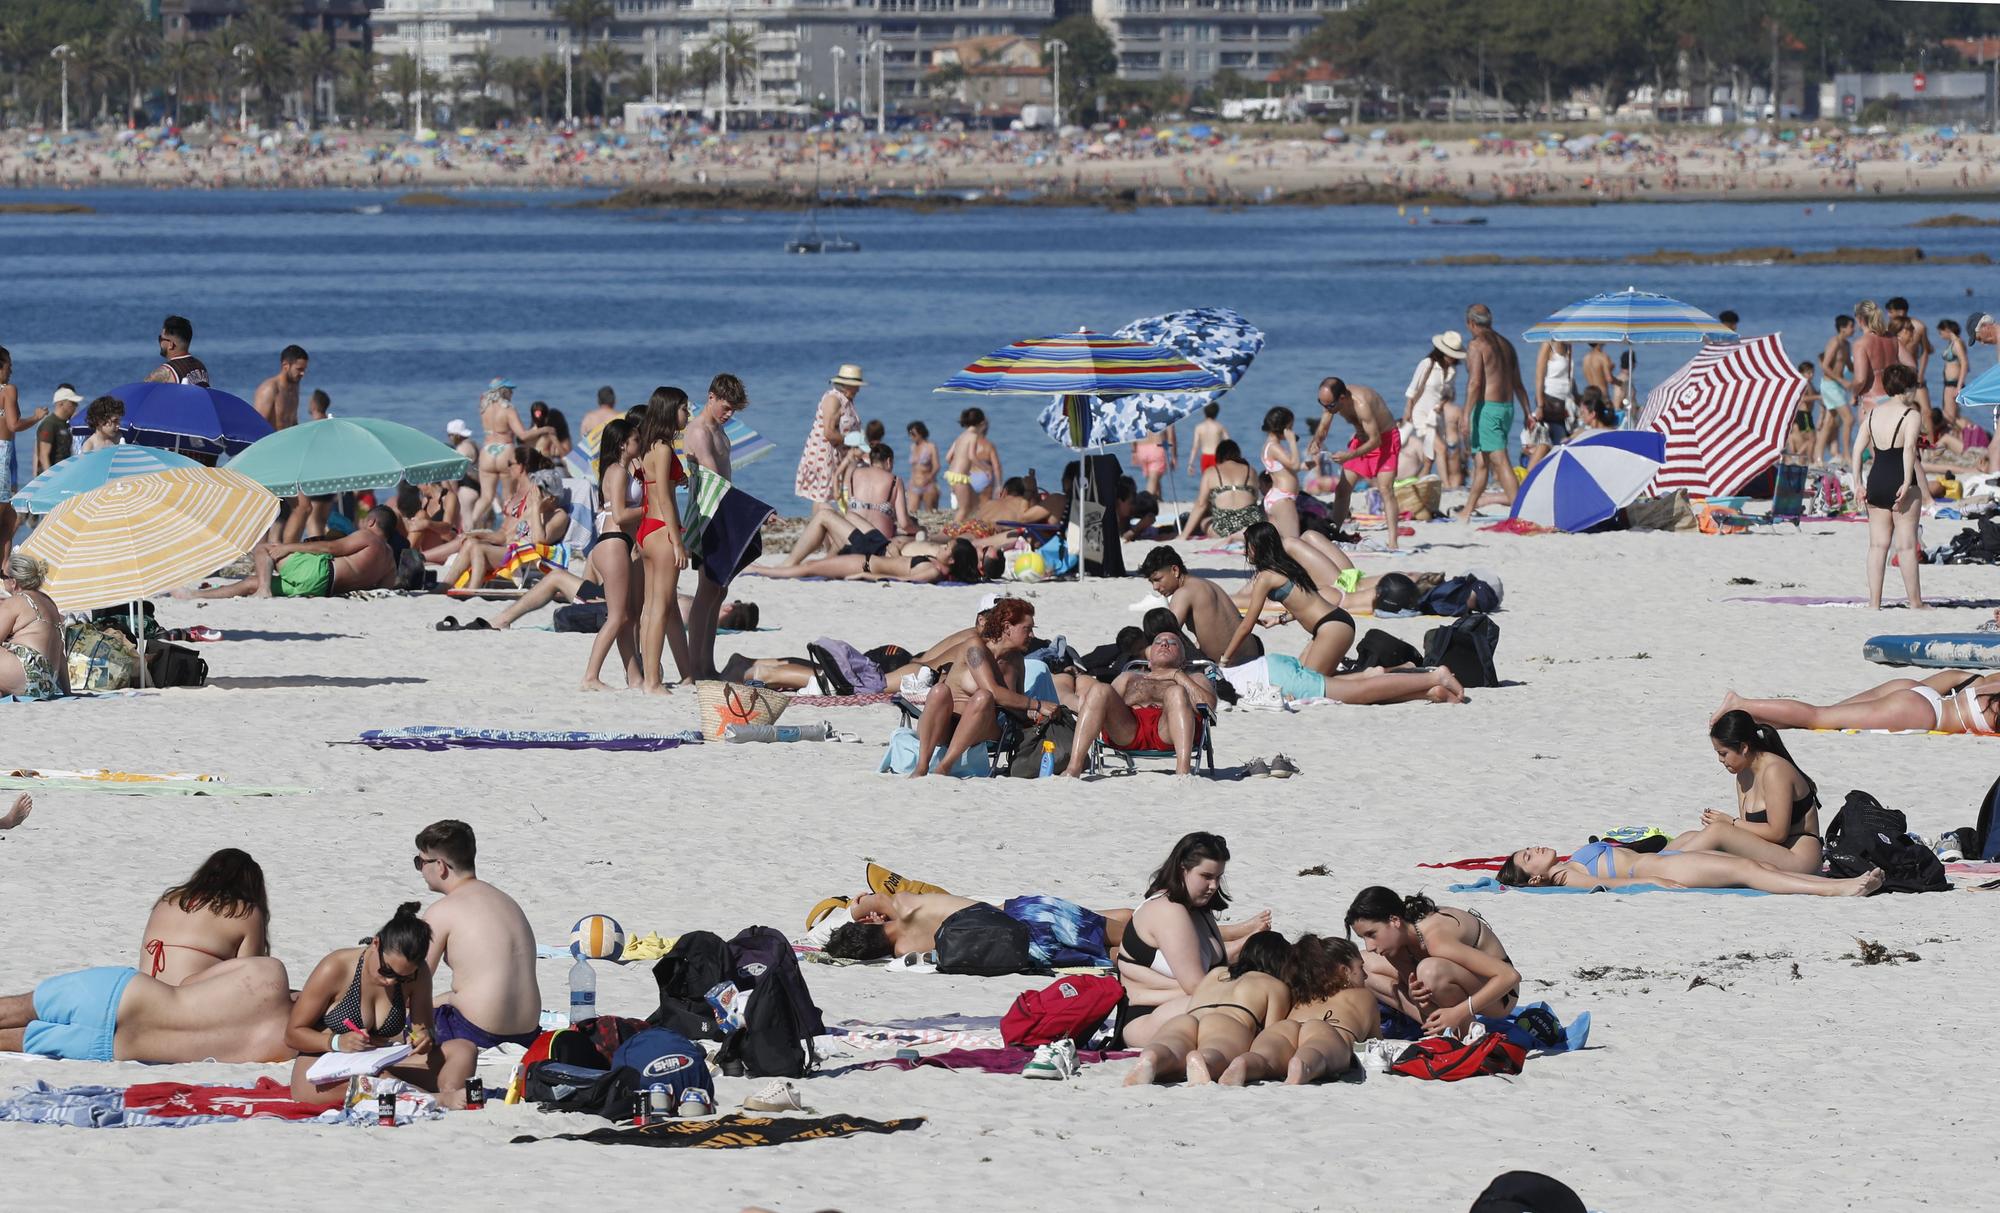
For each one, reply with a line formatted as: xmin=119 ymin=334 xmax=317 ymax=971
xmin=1041 ymin=15 xmax=1115 ymax=121
xmin=293 ymin=30 xmax=334 ymax=128
xmin=461 ymin=44 xmax=501 ymax=126
xmin=106 ymin=6 xmax=158 ymax=125
xmin=336 ymin=44 xmax=375 ymax=126
xmin=579 ymin=39 xmax=630 ymax=118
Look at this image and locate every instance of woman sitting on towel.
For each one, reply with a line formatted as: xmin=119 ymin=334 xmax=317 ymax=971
xmin=1216 ymin=523 xmax=1356 ymax=676
xmin=1496 ymin=845 xmax=1883 ymax=897
xmin=286 ymin=902 xmax=437 ymax=1105
xmin=1663 ymin=710 xmax=1823 ymax=874
xmin=1344 ymin=887 xmax=1520 ymax=1037
xmin=1717 ymin=672 xmax=2000 ymax=737
xmin=140 ymin=849 xmax=270 ymax=985
xmin=1124 ymin=930 xmax=1292 ymax=1086
xmin=1119 ymin=831 xmax=1273 ymax=1048
xmin=746 ymin=538 xmax=997 ymax=585
xmin=1215 ymin=934 xmax=1380 ymax=1085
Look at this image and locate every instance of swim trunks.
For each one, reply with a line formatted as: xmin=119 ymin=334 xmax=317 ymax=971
xmin=271 ymin=551 xmax=335 ymax=598
xmin=1133 ymin=443 xmax=1167 ymax=476
xmin=24 ymin=966 xmax=136 ymax=1061
xmin=838 ymin=527 xmax=892 ymax=558
xmin=1345 ymin=428 xmax=1402 ymax=479
xmin=1821 ymin=378 xmax=1852 ymax=410
xmin=1472 ymin=401 xmax=1513 ymax=454
xmin=1262 ymin=654 xmax=1329 ymax=702
xmin=1200 ymin=454 xmax=1217 ymax=473
xmin=1113 ymin=705 xmax=1170 ymax=751
xmin=431 ymin=1004 xmax=540 ymax=1051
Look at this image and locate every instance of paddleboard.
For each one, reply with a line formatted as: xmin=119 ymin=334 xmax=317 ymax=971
xmin=1863 ymin=633 xmax=2000 ymax=669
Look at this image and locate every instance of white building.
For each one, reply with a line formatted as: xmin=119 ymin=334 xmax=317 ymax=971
xmin=1089 ymin=0 xmax=1349 ymax=88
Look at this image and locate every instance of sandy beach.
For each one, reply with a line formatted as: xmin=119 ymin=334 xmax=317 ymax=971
xmin=0 ymin=507 xmax=1992 ymax=1211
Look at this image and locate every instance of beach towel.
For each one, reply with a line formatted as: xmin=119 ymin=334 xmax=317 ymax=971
xmin=682 ymin=466 xmax=774 ymax=587
xmin=0 ymin=777 xmax=314 ymax=798
xmin=842 ymin=1046 xmax=1135 ymax=1076
xmin=1727 ymin=595 xmax=2000 ymax=609
xmin=347 ymin=727 xmax=703 ymax=752
xmin=0 ymin=1079 xmax=337 ymax=1128
xmin=1449 ymin=876 xmax=1768 ymax=897
xmin=788 ymin=692 xmax=895 ymax=708
xmin=512 ymin=1112 xmax=924 ymax=1148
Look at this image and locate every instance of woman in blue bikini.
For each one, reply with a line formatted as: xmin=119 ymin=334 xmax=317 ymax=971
xmin=1497 ymin=843 xmax=1882 ymax=896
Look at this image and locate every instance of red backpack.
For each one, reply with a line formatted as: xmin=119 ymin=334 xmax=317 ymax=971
xmin=1001 ymin=975 xmax=1123 ymax=1047
xmin=1390 ymin=1033 xmax=1526 ymax=1082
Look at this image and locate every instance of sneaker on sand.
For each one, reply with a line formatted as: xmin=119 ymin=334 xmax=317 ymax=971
xmin=1023 ymin=1039 xmax=1079 ymax=1081
xmin=1269 ymin=753 xmax=1300 ymax=779
xmin=1935 ymin=834 xmax=1965 ymax=863
xmin=742 ymin=1080 xmax=809 ymax=1113
xmin=1242 ymin=757 xmax=1273 ymax=779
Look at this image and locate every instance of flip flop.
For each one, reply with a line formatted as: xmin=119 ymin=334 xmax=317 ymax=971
xmin=886 ymin=950 xmax=938 ymax=975
xmin=464 ymin=618 xmax=494 ymax=631
xmin=435 ymin=616 xmax=461 ymax=632
xmin=184 ymin=626 xmax=223 ymax=643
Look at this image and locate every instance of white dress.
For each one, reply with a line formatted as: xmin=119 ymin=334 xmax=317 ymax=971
xmin=1402 ymin=357 xmax=1456 ymax=459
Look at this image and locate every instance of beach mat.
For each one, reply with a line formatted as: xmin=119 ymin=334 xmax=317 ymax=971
xmin=513 ymin=1112 xmax=924 ymax=1148
xmin=844 ymin=1046 xmax=1135 ymax=1075
xmin=346 ymin=727 xmax=703 ymax=752
xmin=789 ymin=692 xmax=895 ymax=708
xmin=1727 ymin=595 xmax=2000 ymax=608
xmin=0 ymin=777 xmax=313 ymax=797
xmin=1450 ymin=876 xmax=1768 ymax=897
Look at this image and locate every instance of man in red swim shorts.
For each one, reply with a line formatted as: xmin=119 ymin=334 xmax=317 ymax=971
xmin=1309 ymin=377 xmax=1403 ymax=552
xmin=1061 ymin=628 xmax=1218 ymax=777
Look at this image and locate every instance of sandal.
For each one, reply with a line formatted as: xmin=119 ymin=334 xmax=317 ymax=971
xmin=464 ymin=618 xmax=493 ymax=631
xmin=886 ymin=950 xmax=938 ymax=974
xmin=435 ymin=616 xmax=461 ymax=632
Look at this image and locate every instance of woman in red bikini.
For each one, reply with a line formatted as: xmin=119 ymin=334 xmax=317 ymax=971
xmin=139 ymin=849 xmax=270 ymax=986
xmin=633 ymin=400 xmax=690 ymax=696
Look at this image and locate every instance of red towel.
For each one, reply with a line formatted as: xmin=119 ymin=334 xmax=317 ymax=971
xmin=123 ymin=1077 xmax=327 ymax=1122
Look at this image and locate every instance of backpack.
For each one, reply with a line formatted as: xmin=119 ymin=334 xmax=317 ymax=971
xmin=1417 ymin=575 xmax=1501 ymax=617
xmin=714 ymin=925 xmax=825 ymax=1078
xmin=648 ymin=930 xmax=732 ymax=1041
xmin=394 ymin=546 xmax=426 ymax=592
xmin=1423 ymin=613 xmax=1499 ymax=689
xmin=553 ymin=601 xmax=609 ymax=633
xmin=1824 ymin=790 xmax=1949 ymax=893
xmin=145 ymin=641 xmax=208 ymax=689
xmin=1001 ymin=975 xmax=1123 ymax=1047
xmin=934 ymin=902 xmax=1036 ymax=976
xmin=1344 ymin=627 xmax=1423 ymax=673
xmin=519 ymin=1016 xmax=659 ymax=1118
xmin=611 ymin=1027 xmax=713 ymax=1103
xmin=1006 ymin=713 xmax=1077 ymax=777
xmin=1973 ymin=775 xmax=2000 ymax=862
xmin=812 ymin=638 xmax=885 ymax=695
xmin=1390 ymin=1033 xmax=1526 ymax=1081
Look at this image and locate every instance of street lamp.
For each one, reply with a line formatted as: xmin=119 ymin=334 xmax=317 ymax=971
xmin=50 ymin=44 xmax=70 ymax=135
xmin=720 ymin=39 xmax=731 ymax=135
xmin=1047 ymin=39 xmax=1067 ymax=130
xmin=830 ymin=45 xmax=845 ymax=114
xmin=562 ymin=30 xmax=573 ymax=125
xmin=647 ymin=28 xmax=659 ymax=100
xmin=233 ymin=43 xmax=253 ymax=132
xmin=413 ymin=0 xmax=425 ymax=134
xmin=868 ymin=39 xmax=884 ymax=134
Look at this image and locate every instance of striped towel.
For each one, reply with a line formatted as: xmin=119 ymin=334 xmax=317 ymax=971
xmin=682 ymin=466 xmax=774 ymax=587
xmin=789 ymin=692 xmax=895 ymax=708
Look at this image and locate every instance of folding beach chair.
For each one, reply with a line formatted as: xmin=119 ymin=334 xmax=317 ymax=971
xmin=892 ymin=691 xmax=1022 ymax=777
xmin=1087 ymin=660 xmax=1220 ymax=777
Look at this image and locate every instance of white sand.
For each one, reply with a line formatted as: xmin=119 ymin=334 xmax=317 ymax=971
xmin=0 ymin=516 xmax=1992 ymax=1211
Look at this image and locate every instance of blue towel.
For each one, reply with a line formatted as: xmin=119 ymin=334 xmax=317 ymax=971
xmin=1448 ymin=876 xmax=1768 ymax=897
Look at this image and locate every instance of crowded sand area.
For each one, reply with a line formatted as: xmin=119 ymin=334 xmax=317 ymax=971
xmin=0 ymin=514 xmax=1990 ymax=1211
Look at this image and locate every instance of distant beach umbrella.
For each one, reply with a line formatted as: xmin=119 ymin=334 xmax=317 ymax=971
xmin=84 ymin=382 xmax=274 ymax=457
xmin=936 ymin=331 xmax=1226 ymax=399
xmin=227 ymin=417 xmax=470 ymax=495
xmin=1509 ymin=431 xmax=1665 ymax=532
xmin=1522 ymin=288 xmax=1731 ymax=345
xmin=1034 ymin=308 xmax=1264 ymax=449
xmin=1956 ymin=361 xmax=2000 ymax=411
xmin=10 ymin=445 xmax=197 ymax=514
xmin=1641 ymin=333 xmax=1802 ymax=497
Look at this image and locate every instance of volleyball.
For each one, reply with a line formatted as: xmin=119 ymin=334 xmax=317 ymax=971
xmin=569 ymin=914 xmax=625 ymax=961
xmin=1011 ymin=551 xmax=1048 ymax=582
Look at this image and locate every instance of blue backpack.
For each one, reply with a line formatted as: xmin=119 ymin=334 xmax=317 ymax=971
xmin=1418 ymin=575 xmax=1501 ymax=617
xmin=611 ymin=1027 xmax=713 ymax=1104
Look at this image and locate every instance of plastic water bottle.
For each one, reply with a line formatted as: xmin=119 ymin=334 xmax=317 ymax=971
xmin=1038 ymin=739 xmax=1057 ymax=779
xmin=724 ymin=722 xmax=833 ymax=743
xmin=568 ymin=956 xmax=596 ymax=1026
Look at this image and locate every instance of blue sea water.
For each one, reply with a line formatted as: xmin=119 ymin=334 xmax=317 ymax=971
xmin=1 ymin=189 xmax=1995 ymax=506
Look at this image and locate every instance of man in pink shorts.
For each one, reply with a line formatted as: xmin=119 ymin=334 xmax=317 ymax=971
xmin=1310 ymin=378 xmax=1402 ymax=551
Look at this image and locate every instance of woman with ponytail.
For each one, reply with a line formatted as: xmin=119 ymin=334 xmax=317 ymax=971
xmin=1343 ymin=886 xmax=1520 ymax=1038
xmin=1216 ymin=522 xmax=1356 ymax=674
xmin=286 ymin=902 xmax=436 ymax=1104
xmin=1662 ymin=710 xmax=1823 ymax=873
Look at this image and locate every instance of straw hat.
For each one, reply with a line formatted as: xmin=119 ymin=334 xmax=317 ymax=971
xmin=1432 ymin=331 xmax=1467 ymax=360
xmin=831 ymin=364 xmax=865 ymax=388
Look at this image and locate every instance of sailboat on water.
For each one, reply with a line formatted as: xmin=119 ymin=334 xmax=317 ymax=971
xmin=785 ymin=161 xmax=860 ymax=254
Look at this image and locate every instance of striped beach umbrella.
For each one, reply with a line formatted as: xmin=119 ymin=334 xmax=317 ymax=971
xmin=1641 ymin=333 xmax=1802 ymax=497
xmin=1509 ymin=430 xmax=1665 ymax=532
xmin=10 ymin=445 xmax=198 ymax=514
xmin=935 ymin=331 xmax=1228 ymax=398
xmin=227 ymin=417 xmax=470 ymax=495
xmin=20 ymin=467 xmax=279 ymax=611
xmin=1522 ymin=288 xmax=1731 ymax=344
xmin=1035 ymin=308 xmax=1264 ymax=449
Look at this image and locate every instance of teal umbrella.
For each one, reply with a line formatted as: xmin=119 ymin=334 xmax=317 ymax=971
xmin=11 ymin=445 xmax=199 ymax=513
xmin=227 ymin=418 xmax=470 ymax=495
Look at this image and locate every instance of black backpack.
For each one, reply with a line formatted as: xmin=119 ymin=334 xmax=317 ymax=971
xmin=552 ymin=601 xmax=609 ymax=633
xmin=1824 ymin=790 xmax=1949 ymax=893
xmin=935 ymin=902 xmax=1036 ymax=976
xmin=1423 ymin=613 xmax=1499 ymax=689
xmin=1970 ymin=776 xmax=2000 ymax=863
xmin=714 ymin=925 xmax=824 ymax=1078
xmin=1344 ymin=627 xmax=1423 ymax=673
xmin=1418 ymin=575 xmax=1501 ymax=617
xmin=647 ymin=930 xmax=732 ymax=1041
xmin=145 ymin=641 xmax=209 ymax=688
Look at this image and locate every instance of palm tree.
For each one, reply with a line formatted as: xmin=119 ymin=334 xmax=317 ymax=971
xmin=385 ymin=53 xmax=421 ymax=128
xmin=108 ymin=9 xmax=161 ymax=126
xmin=238 ymin=6 xmax=295 ymax=127
xmin=293 ymin=31 xmax=334 ymax=128
xmin=717 ymin=26 xmax=757 ymax=111
xmin=0 ymin=24 xmax=37 ymax=109
xmin=462 ymin=45 xmax=500 ymax=127
xmin=554 ymin=0 xmax=614 ymax=45
xmin=685 ymin=46 xmax=720 ymax=113
xmin=336 ymin=45 xmax=375 ymax=127
xmin=578 ymin=40 xmax=629 ymax=119
xmin=527 ymin=55 xmax=564 ymax=124
xmin=159 ymin=39 xmax=206 ymax=126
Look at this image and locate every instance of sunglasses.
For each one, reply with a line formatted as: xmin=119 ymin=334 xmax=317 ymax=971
xmin=377 ymin=957 xmax=421 ymax=985
xmin=412 ymin=854 xmax=441 ymax=871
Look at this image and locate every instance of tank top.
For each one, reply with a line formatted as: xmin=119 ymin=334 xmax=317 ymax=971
xmin=1542 ymin=347 xmax=1573 ymax=399
xmin=163 ymin=354 xmax=209 ymax=387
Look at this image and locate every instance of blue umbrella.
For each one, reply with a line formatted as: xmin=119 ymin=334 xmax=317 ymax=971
xmin=1957 ymin=361 xmax=2000 ymax=410
xmin=1522 ymin=288 xmax=1730 ymax=344
xmin=10 ymin=445 xmax=199 ymax=513
xmin=1509 ymin=430 xmax=1666 ymax=532
xmin=1034 ymin=308 xmax=1263 ymax=449
xmin=80 ymin=382 xmax=274 ymax=457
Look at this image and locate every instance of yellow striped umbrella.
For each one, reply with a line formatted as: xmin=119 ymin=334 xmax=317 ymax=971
xmin=21 ymin=467 xmax=279 ymax=611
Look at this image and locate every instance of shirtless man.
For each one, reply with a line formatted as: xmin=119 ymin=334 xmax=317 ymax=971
xmin=1063 ymin=628 xmax=1218 ymax=777
xmin=1580 ymin=342 xmax=1613 ymax=400
xmin=829 ymin=890 xmax=1124 ymax=967
xmin=189 ymin=504 xmax=400 ymax=599
xmin=1139 ymin=545 xmax=1257 ymax=663
xmin=1309 ymin=378 xmax=1400 ymax=550
xmin=1455 ymin=303 xmax=1532 ymax=524
xmin=144 ymin=314 xmax=209 ymax=386
xmin=1186 ymin=402 xmax=1228 ymax=475
xmin=307 ymin=388 xmax=332 ymax=421
xmin=1812 ymin=314 xmax=1857 ymax=467
xmin=838 ymin=890 xmax=976 ymax=956
xmin=681 ymin=373 xmax=747 ymax=680
xmin=909 ymin=597 xmax=1050 ymax=779
xmin=408 ymin=819 xmax=539 ymax=1109
xmin=252 ymin=345 xmax=308 ymax=430
xmin=0 ymin=956 xmax=293 ymax=1063
xmin=1887 ymin=296 xmax=1932 ymax=408
xmin=580 ymin=385 xmax=620 ymax=438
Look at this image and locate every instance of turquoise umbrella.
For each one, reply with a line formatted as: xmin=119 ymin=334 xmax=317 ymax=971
xmin=227 ymin=417 xmax=470 ymax=495
xmin=11 ymin=445 xmax=199 ymax=513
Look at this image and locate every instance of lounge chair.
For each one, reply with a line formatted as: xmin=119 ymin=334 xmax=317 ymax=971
xmin=1087 ymin=659 xmax=1219 ymax=777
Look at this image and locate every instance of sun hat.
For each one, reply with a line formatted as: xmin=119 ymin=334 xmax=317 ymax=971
xmin=445 ymin=418 xmax=472 ymax=438
xmin=1432 ymin=331 xmax=1467 ymax=360
xmin=530 ymin=469 xmax=566 ymax=499
xmin=50 ymin=387 xmax=83 ymax=406
xmin=831 ymin=364 xmax=865 ymax=387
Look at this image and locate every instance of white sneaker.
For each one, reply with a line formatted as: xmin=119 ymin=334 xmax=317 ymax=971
xmin=1935 ymin=834 xmax=1965 ymax=863
xmin=1023 ymin=1039 xmax=1078 ymax=1080
xmin=899 ymin=667 xmax=936 ymax=699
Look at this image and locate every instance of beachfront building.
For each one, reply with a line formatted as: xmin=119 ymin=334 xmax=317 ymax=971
xmin=928 ymin=35 xmax=1051 ymax=120
xmin=369 ymin=0 xmax=1056 ymax=116
xmin=1090 ymin=0 xmax=1350 ymax=89
xmin=163 ymin=0 xmax=374 ymax=50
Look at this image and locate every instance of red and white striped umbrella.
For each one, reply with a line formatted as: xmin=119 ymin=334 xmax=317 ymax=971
xmin=1641 ymin=334 xmax=1802 ymax=497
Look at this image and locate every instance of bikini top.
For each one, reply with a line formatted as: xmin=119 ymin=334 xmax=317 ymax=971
xmin=1121 ymin=894 xmax=1224 ymax=980
xmin=1270 ymin=577 xmax=1297 ymax=603
xmin=1743 ymin=775 xmax=1820 ymax=846
xmin=321 ymin=951 xmax=407 ymax=1038
xmin=1208 ymin=470 xmax=1255 ymax=504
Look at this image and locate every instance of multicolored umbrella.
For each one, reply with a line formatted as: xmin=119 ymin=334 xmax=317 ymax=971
xmin=227 ymin=417 xmax=470 ymax=495
xmin=935 ymin=331 xmax=1228 ymax=397
xmin=566 ymin=412 xmax=776 ymax=483
xmin=1509 ymin=430 xmax=1665 ymax=532
xmin=1522 ymin=288 xmax=1731 ymax=345
xmin=10 ymin=445 xmax=198 ymax=514
xmin=83 ymin=382 xmax=274 ymax=457
xmin=1034 ymin=309 xmax=1263 ymax=449
xmin=20 ymin=467 xmax=279 ymax=611
xmin=1641 ymin=333 xmax=1802 ymax=497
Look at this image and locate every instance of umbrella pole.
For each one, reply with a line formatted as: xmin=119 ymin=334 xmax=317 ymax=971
xmin=130 ymin=600 xmax=149 ymax=689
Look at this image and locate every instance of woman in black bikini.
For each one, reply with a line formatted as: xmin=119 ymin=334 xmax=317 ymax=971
xmin=1217 ymin=522 xmax=1355 ymax=675
xmin=1220 ymin=934 xmax=1381 ymax=1086
xmin=1345 ymin=887 xmax=1519 ymax=1037
xmin=1123 ymin=930 xmax=1292 ymax=1086
xmin=1664 ymin=710 xmax=1823 ymax=874
xmin=286 ymin=902 xmax=436 ymax=1105
xmin=1851 ymin=363 xmax=1926 ymax=610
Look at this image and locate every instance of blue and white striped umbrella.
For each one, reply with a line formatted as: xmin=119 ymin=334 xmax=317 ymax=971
xmin=10 ymin=444 xmax=199 ymax=513
xmin=1957 ymin=361 xmax=2000 ymax=410
xmin=1522 ymin=288 xmax=1731 ymax=345
xmin=1509 ymin=430 xmax=1666 ymax=532
xmin=1034 ymin=308 xmax=1264 ymax=449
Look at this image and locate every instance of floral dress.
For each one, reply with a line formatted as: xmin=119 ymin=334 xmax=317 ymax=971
xmin=794 ymin=388 xmax=859 ymax=505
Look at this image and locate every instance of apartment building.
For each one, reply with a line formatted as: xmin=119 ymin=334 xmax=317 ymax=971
xmin=1089 ymin=0 xmax=1347 ymax=87
xmin=161 ymin=0 xmax=374 ymax=50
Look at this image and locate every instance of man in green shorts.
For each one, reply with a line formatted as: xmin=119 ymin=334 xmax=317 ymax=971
xmin=1456 ymin=302 xmax=1533 ymax=526
xmin=188 ymin=505 xmax=401 ymax=600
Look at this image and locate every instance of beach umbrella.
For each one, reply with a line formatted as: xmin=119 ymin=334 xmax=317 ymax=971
xmin=1509 ymin=430 xmax=1666 ymax=532
xmin=1956 ymin=361 xmax=2000 ymax=411
xmin=1641 ymin=333 xmax=1802 ymax=498
xmin=20 ymin=467 xmax=278 ymax=612
xmin=84 ymin=382 xmax=273 ymax=457
xmin=1522 ymin=287 xmax=1730 ymax=344
xmin=567 ymin=412 xmax=776 ymax=484
xmin=1033 ymin=308 xmax=1264 ymax=449
xmin=226 ymin=417 xmax=470 ymax=495
xmin=9 ymin=445 xmax=198 ymax=514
